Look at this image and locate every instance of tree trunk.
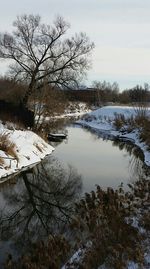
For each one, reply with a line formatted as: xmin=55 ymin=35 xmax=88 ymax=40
xmin=22 ymin=86 xmax=33 ymax=107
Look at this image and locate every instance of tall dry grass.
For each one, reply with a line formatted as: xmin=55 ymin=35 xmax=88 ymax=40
xmin=0 ymin=132 xmax=19 ymax=162
xmin=113 ymin=111 xmax=150 ymax=149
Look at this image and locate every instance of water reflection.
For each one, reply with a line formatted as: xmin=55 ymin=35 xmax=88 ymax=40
xmin=0 ymin=157 xmax=82 ymax=263
xmin=84 ymin=126 xmax=150 ymax=184
xmin=0 ymin=125 xmax=150 ymax=265
xmin=53 ymin=126 xmax=150 ymax=191
xmin=112 ymin=139 xmax=149 ymax=182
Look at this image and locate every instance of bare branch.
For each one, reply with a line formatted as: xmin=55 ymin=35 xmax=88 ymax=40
xmin=0 ymin=14 xmax=94 ymax=107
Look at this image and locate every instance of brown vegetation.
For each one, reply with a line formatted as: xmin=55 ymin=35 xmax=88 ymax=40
xmin=32 ymin=85 xmax=67 ymax=130
xmin=0 ymin=156 xmax=4 ymax=166
xmin=4 ymin=178 xmax=150 ymax=269
xmin=0 ymin=77 xmax=26 ymax=104
xmin=70 ymin=179 xmax=149 ymax=269
xmin=0 ymin=132 xmax=19 ymax=162
xmin=4 ymin=235 xmax=70 ymax=269
xmin=113 ymin=109 xmax=150 ymax=149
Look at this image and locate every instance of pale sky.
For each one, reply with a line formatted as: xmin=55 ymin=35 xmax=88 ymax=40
xmin=0 ymin=0 xmax=150 ymax=90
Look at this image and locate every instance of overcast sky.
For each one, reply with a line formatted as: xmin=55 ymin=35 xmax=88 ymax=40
xmin=0 ymin=0 xmax=150 ymax=90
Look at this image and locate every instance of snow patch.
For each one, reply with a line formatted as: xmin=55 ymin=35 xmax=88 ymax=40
xmin=0 ymin=126 xmax=54 ymax=181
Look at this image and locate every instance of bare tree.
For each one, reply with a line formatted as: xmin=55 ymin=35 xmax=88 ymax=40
xmin=92 ymin=80 xmax=119 ymax=106
xmin=0 ymin=14 xmax=94 ymax=107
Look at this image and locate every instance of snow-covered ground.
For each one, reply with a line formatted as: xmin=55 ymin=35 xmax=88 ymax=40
xmin=0 ymin=123 xmax=54 ymax=181
xmin=78 ymin=105 xmax=150 ymax=166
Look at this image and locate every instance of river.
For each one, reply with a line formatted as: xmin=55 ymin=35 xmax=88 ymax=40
xmin=52 ymin=125 xmax=148 ymax=192
xmin=0 ymin=124 xmax=149 ymax=266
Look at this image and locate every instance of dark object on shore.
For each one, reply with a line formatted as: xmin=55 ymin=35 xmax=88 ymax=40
xmin=47 ymin=133 xmax=67 ymax=142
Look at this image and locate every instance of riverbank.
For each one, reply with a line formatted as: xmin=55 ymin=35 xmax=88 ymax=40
xmin=78 ymin=105 xmax=150 ymax=166
xmin=35 ymin=101 xmax=91 ymax=123
xmin=0 ymin=122 xmax=54 ymax=181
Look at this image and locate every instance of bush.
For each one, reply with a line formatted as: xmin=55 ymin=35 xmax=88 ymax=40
xmin=139 ymin=118 xmax=150 ymax=148
xmin=113 ymin=113 xmax=126 ymax=130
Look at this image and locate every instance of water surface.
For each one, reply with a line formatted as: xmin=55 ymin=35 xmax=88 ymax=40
xmin=0 ymin=124 xmax=149 ymax=266
xmin=52 ymin=125 xmax=147 ymax=192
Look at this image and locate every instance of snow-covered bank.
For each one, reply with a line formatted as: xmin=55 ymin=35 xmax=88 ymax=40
xmin=78 ymin=106 xmax=150 ymax=166
xmin=62 ymin=105 xmax=150 ymax=269
xmin=0 ymin=123 xmax=54 ymax=181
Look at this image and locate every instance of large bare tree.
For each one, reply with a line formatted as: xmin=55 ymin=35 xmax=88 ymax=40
xmin=0 ymin=14 xmax=94 ymax=106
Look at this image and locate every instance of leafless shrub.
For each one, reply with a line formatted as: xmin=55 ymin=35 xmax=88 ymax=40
xmin=32 ymin=85 xmax=67 ymax=131
xmin=113 ymin=113 xmax=127 ymax=130
xmin=134 ymin=102 xmax=148 ymax=118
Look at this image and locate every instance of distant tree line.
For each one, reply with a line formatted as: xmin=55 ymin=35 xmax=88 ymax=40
xmin=119 ymin=83 xmax=150 ymax=104
xmin=65 ymin=81 xmax=150 ymax=105
xmin=0 ymin=77 xmax=149 ymax=116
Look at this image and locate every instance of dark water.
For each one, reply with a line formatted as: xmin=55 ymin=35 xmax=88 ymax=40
xmin=0 ymin=125 xmax=149 ymax=266
xmin=0 ymin=156 xmax=82 ymax=266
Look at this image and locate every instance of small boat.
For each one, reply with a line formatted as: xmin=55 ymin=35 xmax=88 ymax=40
xmin=47 ymin=133 xmax=67 ymax=142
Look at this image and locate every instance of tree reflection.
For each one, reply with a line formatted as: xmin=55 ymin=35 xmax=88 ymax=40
xmin=0 ymin=156 xmax=82 ymax=249
xmin=80 ymin=126 xmax=150 ymax=183
xmin=81 ymin=126 xmax=150 ymax=183
xmin=112 ymin=139 xmax=150 ymax=182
